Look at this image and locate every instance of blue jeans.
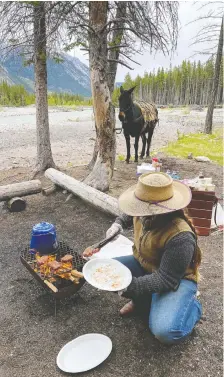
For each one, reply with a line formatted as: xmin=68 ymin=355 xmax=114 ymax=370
xmin=115 ymin=256 xmax=202 ymax=345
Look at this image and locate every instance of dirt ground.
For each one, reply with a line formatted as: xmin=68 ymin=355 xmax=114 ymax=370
xmin=0 ymin=155 xmax=223 ymax=199
xmin=0 ymin=157 xmax=223 ymax=377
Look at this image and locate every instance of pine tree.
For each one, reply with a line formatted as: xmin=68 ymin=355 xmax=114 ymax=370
xmin=111 ymin=58 xmax=222 ymax=107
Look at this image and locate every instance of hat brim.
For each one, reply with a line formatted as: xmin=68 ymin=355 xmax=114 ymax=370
xmin=118 ymin=181 xmax=192 ymax=216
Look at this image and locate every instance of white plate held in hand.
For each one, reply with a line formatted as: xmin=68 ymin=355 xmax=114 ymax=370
xmin=57 ymin=333 xmax=112 ymax=373
xmin=83 ymin=258 xmax=132 ymax=291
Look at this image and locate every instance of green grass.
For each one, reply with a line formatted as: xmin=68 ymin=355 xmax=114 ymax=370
xmin=117 ymin=154 xmax=125 ymax=161
xmin=161 ymin=130 xmax=223 ymax=166
xmin=117 ymin=154 xmax=137 ymax=162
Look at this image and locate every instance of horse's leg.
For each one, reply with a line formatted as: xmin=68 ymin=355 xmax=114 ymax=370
xmin=140 ymin=132 xmax=147 ymax=159
xmin=134 ymin=135 xmax=140 ymax=162
xmin=146 ymin=124 xmax=155 ymax=157
xmin=124 ymin=132 xmax=131 ymax=163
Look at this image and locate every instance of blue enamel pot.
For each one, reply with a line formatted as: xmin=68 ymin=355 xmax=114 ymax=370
xmin=30 ymin=222 xmax=58 ymax=255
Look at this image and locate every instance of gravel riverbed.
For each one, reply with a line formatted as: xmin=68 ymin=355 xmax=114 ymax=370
xmin=0 ymin=106 xmax=222 ymax=170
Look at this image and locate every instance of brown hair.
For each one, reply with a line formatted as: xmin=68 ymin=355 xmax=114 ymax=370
xmin=149 ymin=209 xmax=196 ymax=232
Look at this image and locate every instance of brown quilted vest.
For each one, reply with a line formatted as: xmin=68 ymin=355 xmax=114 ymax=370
xmin=133 ymin=217 xmax=201 ymax=283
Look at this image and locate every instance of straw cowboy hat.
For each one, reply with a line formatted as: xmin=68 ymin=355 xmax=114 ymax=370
xmin=118 ymin=172 xmax=192 ymax=216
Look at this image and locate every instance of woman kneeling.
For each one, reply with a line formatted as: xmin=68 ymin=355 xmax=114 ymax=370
xmin=84 ymin=172 xmax=202 ymax=345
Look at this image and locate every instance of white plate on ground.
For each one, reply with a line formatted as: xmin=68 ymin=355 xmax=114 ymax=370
xmin=83 ymin=258 xmax=132 ymax=291
xmin=57 ymin=333 xmax=112 ymax=373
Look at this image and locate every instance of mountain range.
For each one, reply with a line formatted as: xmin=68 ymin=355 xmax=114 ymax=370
xmin=0 ymin=53 xmax=91 ymax=96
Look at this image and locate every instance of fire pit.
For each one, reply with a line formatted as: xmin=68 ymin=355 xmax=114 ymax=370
xmin=20 ymin=241 xmax=86 ymax=299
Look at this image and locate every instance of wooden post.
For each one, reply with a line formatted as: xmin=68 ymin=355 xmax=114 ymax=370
xmin=45 ymin=168 xmax=121 ymax=217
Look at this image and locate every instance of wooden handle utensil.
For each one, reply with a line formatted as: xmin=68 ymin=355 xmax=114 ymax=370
xmin=83 ymin=229 xmax=121 ymax=260
xmin=93 ymin=229 xmax=120 ymax=250
xmin=71 ymin=270 xmax=84 ymax=279
xmin=44 ymin=280 xmax=58 ymax=293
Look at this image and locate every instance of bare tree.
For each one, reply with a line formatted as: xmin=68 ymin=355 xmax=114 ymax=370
xmin=0 ymin=2 xmax=57 ymax=172
xmin=191 ymin=2 xmax=224 ymax=133
xmin=0 ymin=1 xmax=75 ymax=173
xmin=107 ymin=2 xmax=128 ymax=94
xmin=84 ymin=2 xmax=116 ymax=191
xmin=33 ymin=2 xmax=56 ymax=172
xmin=67 ymin=1 xmax=179 ymax=191
xmin=88 ymin=2 xmax=127 ymax=170
xmin=204 ymin=17 xmax=223 ymax=133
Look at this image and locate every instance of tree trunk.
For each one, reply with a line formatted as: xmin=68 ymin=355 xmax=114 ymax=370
xmin=139 ymin=81 xmax=142 ymax=100
xmin=88 ymin=2 xmax=126 ymax=170
xmin=204 ymin=18 xmax=223 ymax=134
xmin=107 ymin=2 xmax=127 ymax=94
xmin=84 ymin=2 xmax=116 ymax=192
xmin=33 ymin=2 xmax=55 ymax=172
xmin=218 ymin=83 xmax=223 ymax=104
xmin=88 ymin=123 xmax=99 ymax=170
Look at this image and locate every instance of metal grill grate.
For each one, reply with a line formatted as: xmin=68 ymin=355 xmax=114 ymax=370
xmin=20 ymin=241 xmax=86 ymax=298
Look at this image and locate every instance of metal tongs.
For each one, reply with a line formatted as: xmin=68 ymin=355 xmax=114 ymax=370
xmin=83 ymin=229 xmax=120 ymax=260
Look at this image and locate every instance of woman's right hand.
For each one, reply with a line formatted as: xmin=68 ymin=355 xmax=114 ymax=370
xmin=82 ymin=246 xmax=100 ymax=259
xmin=106 ymin=223 xmax=123 ymax=241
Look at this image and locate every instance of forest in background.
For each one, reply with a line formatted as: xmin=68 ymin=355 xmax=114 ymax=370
xmin=0 ymin=81 xmax=92 ymax=107
xmin=0 ymin=58 xmax=223 ymax=108
xmin=113 ymin=59 xmax=223 ymax=107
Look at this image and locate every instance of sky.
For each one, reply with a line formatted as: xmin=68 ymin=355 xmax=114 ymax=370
xmin=70 ymin=1 xmax=221 ymax=81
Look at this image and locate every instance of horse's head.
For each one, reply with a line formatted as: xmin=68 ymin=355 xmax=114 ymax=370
xmin=118 ymin=86 xmax=136 ymax=122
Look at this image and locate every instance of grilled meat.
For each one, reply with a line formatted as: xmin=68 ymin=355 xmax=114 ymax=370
xmin=36 ymin=255 xmax=49 ymax=266
xmin=61 ymin=254 xmax=73 ymax=263
xmin=48 ymin=261 xmax=62 ymax=271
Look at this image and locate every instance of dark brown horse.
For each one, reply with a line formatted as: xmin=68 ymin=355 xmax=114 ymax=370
xmin=118 ymin=86 xmax=158 ymax=163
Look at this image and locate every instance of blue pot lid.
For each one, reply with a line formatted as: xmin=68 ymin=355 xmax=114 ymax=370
xmin=32 ymin=222 xmax=55 ymax=235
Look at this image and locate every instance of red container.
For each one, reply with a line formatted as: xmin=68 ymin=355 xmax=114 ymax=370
xmin=187 ymin=189 xmax=217 ymax=236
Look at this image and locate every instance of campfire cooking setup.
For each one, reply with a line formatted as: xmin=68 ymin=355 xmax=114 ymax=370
xmin=20 ymin=241 xmax=85 ymax=299
xmin=20 ymin=221 xmax=85 ymax=298
xmin=20 ymin=221 xmax=121 ymax=299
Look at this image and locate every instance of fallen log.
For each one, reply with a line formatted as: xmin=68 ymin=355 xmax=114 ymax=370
xmin=45 ymin=168 xmax=121 ymax=217
xmin=7 ymin=197 xmax=26 ymax=212
xmin=0 ymin=180 xmax=42 ymax=201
